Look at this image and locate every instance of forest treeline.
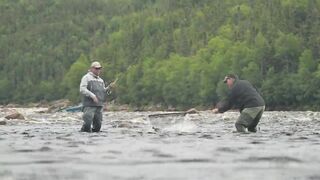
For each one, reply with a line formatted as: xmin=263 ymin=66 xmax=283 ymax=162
xmin=0 ymin=0 xmax=320 ymax=110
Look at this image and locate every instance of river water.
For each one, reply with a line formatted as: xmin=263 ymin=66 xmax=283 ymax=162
xmin=0 ymin=108 xmax=320 ymax=180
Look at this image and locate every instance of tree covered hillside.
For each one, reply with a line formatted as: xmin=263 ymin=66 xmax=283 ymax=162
xmin=1 ymin=0 xmax=320 ymax=110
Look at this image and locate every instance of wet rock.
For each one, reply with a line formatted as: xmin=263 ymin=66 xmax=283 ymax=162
xmin=0 ymin=108 xmax=15 ymax=113
xmin=117 ymin=123 xmax=132 ymax=128
xmin=5 ymin=112 xmax=25 ymax=120
xmin=5 ymin=103 xmax=22 ymax=108
xmin=39 ymin=146 xmax=52 ymax=152
xmin=199 ymin=134 xmax=213 ymax=139
xmin=111 ymin=120 xmax=134 ymax=128
xmin=46 ymin=99 xmax=72 ymax=113
xmin=0 ymin=120 xmax=7 ymax=125
xmin=250 ymin=141 xmax=264 ymax=144
xmin=152 ymin=126 xmax=161 ymax=132
xmin=186 ymin=108 xmax=199 ymax=114
xmin=167 ymin=105 xmax=177 ymax=111
xmin=27 ymin=102 xmax=46 ymax=108
xmin=282 ymin=131 xmax=294 ymax=136
xmin=106 ymin=103 xmax=130 ymax=111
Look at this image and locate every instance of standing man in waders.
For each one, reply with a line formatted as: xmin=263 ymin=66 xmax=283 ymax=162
xmin=212 ymin=74 xmax=265 ymax=133
xmin=79 ymin=61 xmax=115 ymax=132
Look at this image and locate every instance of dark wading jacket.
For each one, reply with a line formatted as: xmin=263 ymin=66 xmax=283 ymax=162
xmin=218 ymin=79 xmax=265 ymax=113
xmin=80 ymin=72 xmax=107 ymax=107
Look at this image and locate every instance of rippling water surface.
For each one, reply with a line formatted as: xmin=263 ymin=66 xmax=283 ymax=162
xmin=0 ymin=109 xmax=320 ymax=180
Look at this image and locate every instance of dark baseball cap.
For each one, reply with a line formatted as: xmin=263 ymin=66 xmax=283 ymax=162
xmin=223 ymin=74 xmax=237 ymax=83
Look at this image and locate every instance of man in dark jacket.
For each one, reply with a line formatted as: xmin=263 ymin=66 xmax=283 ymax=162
xmin=79 ymin=61 xmax=115 ymax=132
xmin=212 ymin=74 xmax=265 ymax=132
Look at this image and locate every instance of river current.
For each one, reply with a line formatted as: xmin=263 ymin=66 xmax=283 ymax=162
xmin=0 ymin=108 xmax=320 ymax=180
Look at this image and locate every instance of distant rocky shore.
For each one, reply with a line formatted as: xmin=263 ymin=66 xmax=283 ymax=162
xmin=1 ymin=99 xmax=129 ymax=113
xmin=1 ymin=99 xmax=317 ymax=114
xmin=0 ymin=99 xmax=209 ymax=113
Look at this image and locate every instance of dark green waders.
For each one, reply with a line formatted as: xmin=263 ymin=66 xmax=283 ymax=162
xmin=235 ymin=106 xmax=265 ymax=133
xmin=81 ymin=106 xmax=103 ymax=132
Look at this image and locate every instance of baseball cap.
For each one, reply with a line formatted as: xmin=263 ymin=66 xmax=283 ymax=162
xmin=223 ymin=74 xmax=237 ymax=83
xmin=91 ymin=61 xmax=102 ymax=68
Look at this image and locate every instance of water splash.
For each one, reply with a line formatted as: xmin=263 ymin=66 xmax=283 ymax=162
xmin=148 ymin=114 xmax=198 ymax=133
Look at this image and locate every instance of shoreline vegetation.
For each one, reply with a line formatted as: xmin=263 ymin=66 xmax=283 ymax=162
xmin=0 ymin=1 xmax=320 ymax=109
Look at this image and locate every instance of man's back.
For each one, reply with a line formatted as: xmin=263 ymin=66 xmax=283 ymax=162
xmin=229 ymin=79 xmax=265 ymax=110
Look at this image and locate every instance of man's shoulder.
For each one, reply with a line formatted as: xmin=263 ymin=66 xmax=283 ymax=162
xmin=237 ymin=79 xmax=252 ymax=86
xmin=232 ymin=80 xmax=252 ymax=91
xmin=238 ymin=79 xmax=249 ymax=83
xmin=81 ymin=72 xmax=91 ymax=79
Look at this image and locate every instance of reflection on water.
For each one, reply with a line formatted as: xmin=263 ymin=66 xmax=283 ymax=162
xmin=0 ymin=109 xmax=320 ymax=180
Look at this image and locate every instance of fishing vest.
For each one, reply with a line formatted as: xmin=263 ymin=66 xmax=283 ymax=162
xmin=81 ymin=73 xmax=106 ymax=107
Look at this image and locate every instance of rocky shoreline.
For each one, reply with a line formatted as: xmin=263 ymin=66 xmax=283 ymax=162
xmin=0 ymin=99 xmax=202 ymax=113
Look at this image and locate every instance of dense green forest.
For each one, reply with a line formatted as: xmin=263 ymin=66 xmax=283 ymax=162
xmin=0 ymin=0 xmax=320 ymax=110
